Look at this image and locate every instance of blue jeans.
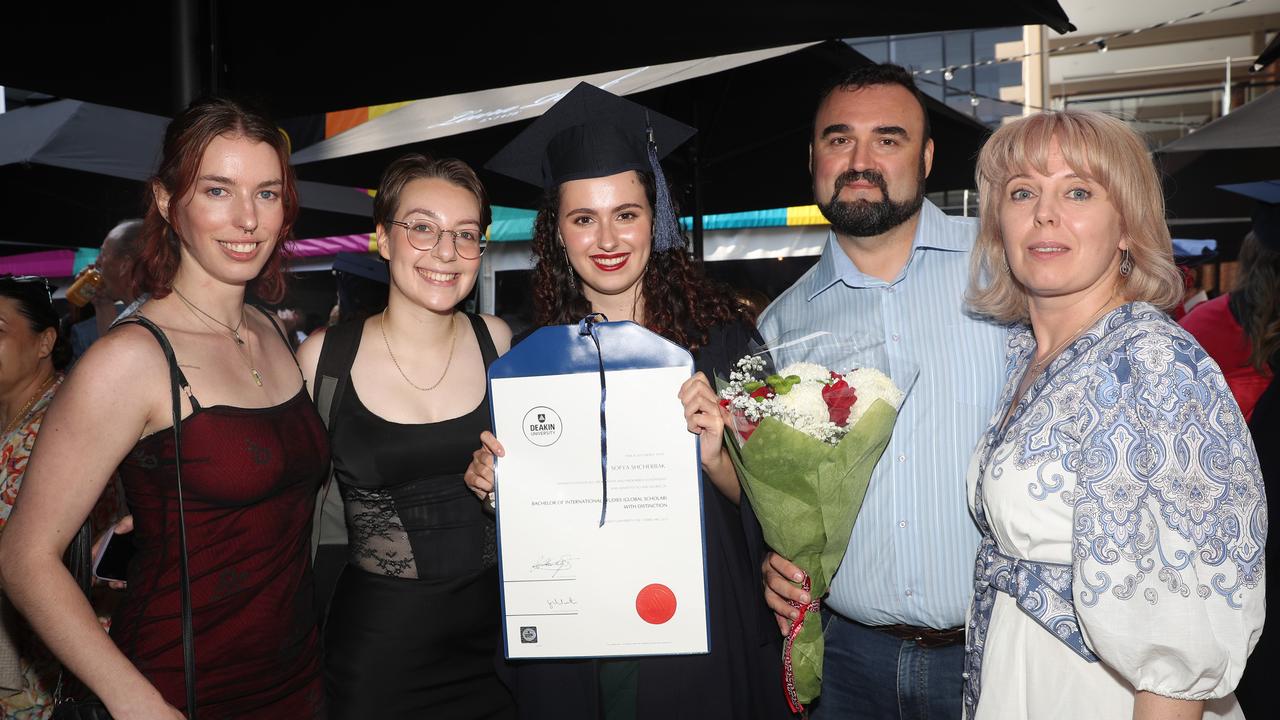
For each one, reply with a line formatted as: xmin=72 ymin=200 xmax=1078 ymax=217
xmin=810 ymin=610 xmax=965 ymax=720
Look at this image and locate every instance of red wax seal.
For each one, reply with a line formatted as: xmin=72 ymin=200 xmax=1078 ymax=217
xmin=635 ymin=583 xmax=677 ymax=625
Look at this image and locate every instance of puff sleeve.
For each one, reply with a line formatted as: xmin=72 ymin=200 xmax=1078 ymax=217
xmin=1070 ymin=323 xmax=1265 ymax=699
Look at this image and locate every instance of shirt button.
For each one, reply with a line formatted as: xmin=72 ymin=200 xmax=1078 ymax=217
xmin=891 ymin=333 xmax=900 ymax=342
xmin=905 ymin=589 xmax=913 ymax=597
xmin=885 ymin=286 xmax=895 ymax=294
xmin=898 ymin=454 xmax=907 ymax=463
xmin=899 ymin=520 xmax=908 ymax=528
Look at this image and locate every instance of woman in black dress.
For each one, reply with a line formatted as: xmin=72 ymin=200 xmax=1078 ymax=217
xmin=465 ymin=83 xmax=791 ymax=720
xmin=297 ymin=154 xmax=514 ymax=719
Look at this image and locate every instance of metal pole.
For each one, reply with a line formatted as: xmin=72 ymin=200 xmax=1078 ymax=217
xmin=208 ymin=0 xmax=221 ymax=95
xmin=172 ymin=0 xmax=201 ymax=112
xmin=479 ymin=250 xmax=496 ymax=314
xmin=690 ymin=102 xmax=705 ymax=261
xmin=1222 ymin=57 xmax=1232 ymax=116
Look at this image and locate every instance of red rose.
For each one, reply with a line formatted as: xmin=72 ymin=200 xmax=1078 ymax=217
xmin=822 ymin=376 xmax=857 ymax=426
xmin=727 ymin=408 xmax=759 ymax=442
xmin=750 ymin=386 xmax=775 ymax=400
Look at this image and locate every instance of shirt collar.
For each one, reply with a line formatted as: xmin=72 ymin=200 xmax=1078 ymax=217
xmin=804 ymin=199 xmax=966 ymax=300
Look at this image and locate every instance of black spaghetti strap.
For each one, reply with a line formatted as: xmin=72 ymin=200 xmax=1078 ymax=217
xmin=465 ymin=313 xmax=499 ymax=368
xmin=251 ymin=305 xmax=303 ymax=373
xmin=116 ymin=315 xmax=199 ymax=717
xmin=117 ymin=317 xmax=201 ymax=411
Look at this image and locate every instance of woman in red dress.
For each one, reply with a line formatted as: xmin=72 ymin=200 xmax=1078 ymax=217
xmin=1179 ymin=228 xmax=1278 ymax=421
xmin=0 ymin=98 xmax=327 ymax=719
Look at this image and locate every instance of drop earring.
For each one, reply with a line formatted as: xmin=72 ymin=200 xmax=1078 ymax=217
xmin=559 ymin=233 xmax=578 ymax=291
xmin=1119 ymin=248 xmax=1133 ymax=277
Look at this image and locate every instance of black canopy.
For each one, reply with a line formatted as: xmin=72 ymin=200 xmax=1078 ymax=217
xmin=1254 ymin=32 xmax=1280 ymax=72
xmin=3 ymin=2 xmax=1073 ymax=118
xmin=1156 ymin=89 xmax=1280 ymax=260
xmin=295 ymin=41 xmax=994 ymax=218
xmin=0 ymin=100 xmax=374 ymax=250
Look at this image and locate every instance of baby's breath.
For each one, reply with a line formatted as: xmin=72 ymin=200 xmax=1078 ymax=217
xmin=719 ymin=355 xmax=901 ymax=445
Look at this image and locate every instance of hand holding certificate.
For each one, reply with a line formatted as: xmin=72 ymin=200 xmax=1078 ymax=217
xmin=487 ymin=317 xmax=709 ymax=659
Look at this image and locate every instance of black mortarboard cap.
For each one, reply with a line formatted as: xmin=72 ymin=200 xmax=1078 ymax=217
xmin=487 ymin=83 xmax=696 ymax=253
xmin=487 ymin=82 xmax=696 ymax=189
xmin=1219 ymin=181 xmax=1280 ymax=251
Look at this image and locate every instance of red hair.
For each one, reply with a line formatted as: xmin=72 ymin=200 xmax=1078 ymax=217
xmin=130 ymin=97 xmax=299 ymax=303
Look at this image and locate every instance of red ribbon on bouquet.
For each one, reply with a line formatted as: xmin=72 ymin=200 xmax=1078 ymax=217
xmin=782 ymin=572 xmax=820 ymax=714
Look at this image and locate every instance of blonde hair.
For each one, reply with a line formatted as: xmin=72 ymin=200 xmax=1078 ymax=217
xmin=966 ymin=109 xmax=1183 ymax=323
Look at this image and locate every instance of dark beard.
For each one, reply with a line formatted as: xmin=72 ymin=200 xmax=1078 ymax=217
xmin=817 ymin=162 xmax=926 ymax=237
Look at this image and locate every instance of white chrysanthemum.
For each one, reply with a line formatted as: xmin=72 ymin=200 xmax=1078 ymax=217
xmin=845 ymin=368 xmax=903 ymax=425
xmin=777 ymin=362 xmax=831 ymax=384
xmin=775 ymin=382 xmax=829 ymax=425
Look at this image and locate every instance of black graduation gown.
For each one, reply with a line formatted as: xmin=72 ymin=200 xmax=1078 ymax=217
xmin=496 ymin=321 xmax=792 ymax=720
xmin=1234 ymin=372 xmax=1277 ymax=718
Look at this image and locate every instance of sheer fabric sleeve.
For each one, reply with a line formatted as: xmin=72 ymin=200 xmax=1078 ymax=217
xmin=1070 ymin=322 xmax=1266 ymax=699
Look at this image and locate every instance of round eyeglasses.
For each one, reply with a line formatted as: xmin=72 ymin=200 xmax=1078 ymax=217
xmin=387 ymin=219 xmax=487 ymax=259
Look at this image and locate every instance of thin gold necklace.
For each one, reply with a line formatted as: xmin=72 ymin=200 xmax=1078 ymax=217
xmin=3 ymin=374 xmax=57 ymax=437
xmin=173 ymin=290 xmax=264 ymax=387
xmin=381 ymin=310 xmax=457 ymax=392
xmin=172 ymin=286 xmax=246 ymax=345
xmin=1002 ymin=295 xmax=1120 ymax=433
xmin=1029 ymin=293 xmax=1118 ymax=375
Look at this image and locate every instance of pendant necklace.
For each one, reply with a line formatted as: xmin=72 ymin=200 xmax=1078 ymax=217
xmin=173 ymin=286 xmax=247 ymax=344
xmin=172 ymin=287 xmax=264 ymax=387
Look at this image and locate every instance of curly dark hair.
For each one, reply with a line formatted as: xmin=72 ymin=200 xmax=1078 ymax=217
xmin=1229 ymin=231 xmax=1280 ymax=374
xmin=530 ymin=171 xmax=752 ymax=352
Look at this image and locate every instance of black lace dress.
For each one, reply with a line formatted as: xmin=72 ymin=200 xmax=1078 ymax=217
xmin=323 ymin=314 xmax=514 ymax=719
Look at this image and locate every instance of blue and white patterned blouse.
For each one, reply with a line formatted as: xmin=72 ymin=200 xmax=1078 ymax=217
xmin=964 ymin=302 xmax=1265 ymax=719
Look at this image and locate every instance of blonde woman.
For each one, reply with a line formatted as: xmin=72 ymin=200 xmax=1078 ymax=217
xmin=962 ymin=110 xmax=1265 ymax=720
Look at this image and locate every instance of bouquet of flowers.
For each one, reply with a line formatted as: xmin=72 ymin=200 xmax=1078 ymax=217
xmin=718 ymin=333 xmax=912 ymax=712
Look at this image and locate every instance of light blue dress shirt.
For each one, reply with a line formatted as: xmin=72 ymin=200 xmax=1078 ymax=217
xmin=757 ymin=199 xmax=1006 ymax=629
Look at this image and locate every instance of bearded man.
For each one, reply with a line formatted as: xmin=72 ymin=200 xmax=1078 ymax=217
xmin=756 ymin=64 xmax=1006 ymax=719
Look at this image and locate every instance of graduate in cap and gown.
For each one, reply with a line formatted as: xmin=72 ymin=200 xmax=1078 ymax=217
xmin=464 ymin=83 xmax=791 ymax=720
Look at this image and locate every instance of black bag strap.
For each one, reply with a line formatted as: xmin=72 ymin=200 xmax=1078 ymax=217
xmin=314 ymin=319 xmax=364 ymax=430
xmin=124 ymin=315 xmax=198 ymax=719
xmin=309 ymin=319 xmax=363 ymax=553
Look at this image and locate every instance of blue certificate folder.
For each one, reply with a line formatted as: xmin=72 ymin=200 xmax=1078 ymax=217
xmin=487 ymin=318 xmax=711 ymax=659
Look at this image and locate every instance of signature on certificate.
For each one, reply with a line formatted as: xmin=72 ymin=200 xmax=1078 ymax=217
xmin=531 ymin=555 xmax=577 ymax=578
xmin=547 ymin=596 xmax=578 ymax=611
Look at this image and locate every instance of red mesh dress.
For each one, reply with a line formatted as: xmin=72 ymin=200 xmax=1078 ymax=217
xmin=112 ymin=354 xmax=329 ymax=719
